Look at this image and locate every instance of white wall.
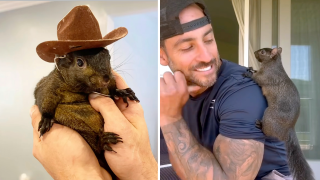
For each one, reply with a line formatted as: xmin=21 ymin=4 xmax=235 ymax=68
xmin=0 ymin=1 xmax=158 ymax=179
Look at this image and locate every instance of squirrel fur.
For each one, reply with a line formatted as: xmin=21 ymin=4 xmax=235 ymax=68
xmin=34 ymin=47 xmax=139 ymax=179
xmin=244 ymin=47 xmax=314 ymax=180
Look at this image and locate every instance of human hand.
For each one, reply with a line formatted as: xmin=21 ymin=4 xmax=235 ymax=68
xmin=89 ymin=71 xmax=157 ymax=180
xmin=160 ymin=71 xmax=189 ymax=126
xmin=30 ymin=106 xmax=111 ymax=180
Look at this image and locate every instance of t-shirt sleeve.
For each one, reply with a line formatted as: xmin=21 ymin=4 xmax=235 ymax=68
xmin=218 ymin=84 xmax=267 ymax=143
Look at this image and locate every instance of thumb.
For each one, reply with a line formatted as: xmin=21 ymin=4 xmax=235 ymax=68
xmin=30 ymin=105 xmax=41 ymax=136
xmin=112 ymin=70 xmax=128 ymax=89
xmin=89 ymin=94 xmax=131 ymax=132
xmin=112 ymin=70 xmax=142 ymax=112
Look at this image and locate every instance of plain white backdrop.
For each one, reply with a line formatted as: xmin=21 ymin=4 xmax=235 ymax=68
xmin=0 ymin=1 xmax=158 ymax=179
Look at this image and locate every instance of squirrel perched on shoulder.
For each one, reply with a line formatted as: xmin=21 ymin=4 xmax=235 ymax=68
xmin=244 ymin=47 xmax=314 ymax=180
xmin=34 ymin=47 xmax=139 ymax=179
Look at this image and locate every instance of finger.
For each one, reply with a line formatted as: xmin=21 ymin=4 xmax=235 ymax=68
xmin=30 ymin=105 xmax=41 ymax=132
xmin=174 ymin=71 xmax=187 ymax=87
xmin=174 ymin=71 xmax=189 ymax=101
xmin=112 ymin=70 xmax=142 ymax=114
xmin=160 ymin=78 xmax=166 ymax=92
xmin=30 ymin=105 xmax=37 ymax=118
xmin=32 ymin=128 xmax=40 ymax=159
xmin=100 ymin=167 xmax=112 ymax=180
xmin=111 ymin=71 xmax=144 ymax=129
xmin=89 ymin=94 xmax=131 ymax=131
xmin=160 ymin=77 xmax=172 ymax=99
xmin=163 ymin=71 xmax=176 ymax=85
xmin=33 ymin=127 xmax=41 ymax=144
xmin=115 ymin=98 xmax=142 ymax=113
xmin=112 ymin=70 xmax=129 ymax=89
xmin=32 ymin=120 xmax=42 ymax=160
xmin=113 ymin=92 xmax=142 ymax=113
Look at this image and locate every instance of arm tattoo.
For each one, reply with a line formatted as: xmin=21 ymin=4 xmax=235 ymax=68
xmin=161 ymin=119 xmax=264 ymax=180
xmin=214 ymin=137 xmax=264 ymax=180
xmin=162 ymin=119 xmax=218 ymax=179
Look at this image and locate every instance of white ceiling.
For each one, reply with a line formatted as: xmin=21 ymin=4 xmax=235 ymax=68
xmin=0 ymin=1 xmax=49 ymax=13
xmin=0 ymin=1 xmax=157 ymax=13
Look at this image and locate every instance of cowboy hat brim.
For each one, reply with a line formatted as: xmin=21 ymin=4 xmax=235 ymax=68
xmin=36 ymin=27 xmax=128 ymax=62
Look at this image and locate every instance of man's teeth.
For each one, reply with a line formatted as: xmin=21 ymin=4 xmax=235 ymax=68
xmin=196 ymin=66 xmax=211 ymax=72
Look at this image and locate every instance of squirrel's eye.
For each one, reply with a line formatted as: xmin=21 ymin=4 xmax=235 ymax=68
xmin=261 ymin=50 xmax=266 ymax=55
xmin=77 ymin=59 xmax=84 ymax=67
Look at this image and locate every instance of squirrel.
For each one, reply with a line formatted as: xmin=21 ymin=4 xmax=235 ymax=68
xmin=243 ymin=47 xmax=314 ymax=180
xmin=34 ymin=47 xmax=139 ymax=180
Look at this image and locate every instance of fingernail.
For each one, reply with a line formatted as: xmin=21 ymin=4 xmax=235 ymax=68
xmin=114 ymin=96 xmax=119 ymax=100
xmin=30 ymin=105 xmax=37 ymax=117
xmin=89 ymin=93 xmax=100 ymax=99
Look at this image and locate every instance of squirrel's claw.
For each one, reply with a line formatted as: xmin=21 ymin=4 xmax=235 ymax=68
xmin=100 ymin=130 xmax=123 ymax=153
xmin=243 ymin=72 xmax=253 ymax=78
xmin=255 ymin=120 xmax=263 ymax=129
xmin=38 ymin=117 xmax=56 ymax=137
xmin=114 ymin=88 xmax=140 ymax=107
xmin=243 ymin=67 xmax=257 ymax=78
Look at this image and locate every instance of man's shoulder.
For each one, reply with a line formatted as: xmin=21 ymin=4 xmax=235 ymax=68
xmin=218 ymin=59 xmax=248 ymax=79
xmin=215 ymin=59 xmax=261 ymax=99
xmin=213 ymin=60 xmax=267 ymax=118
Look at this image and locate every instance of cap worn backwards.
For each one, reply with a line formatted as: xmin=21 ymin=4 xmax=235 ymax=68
xmin=160 ymin=0 xmax=211 ymax=41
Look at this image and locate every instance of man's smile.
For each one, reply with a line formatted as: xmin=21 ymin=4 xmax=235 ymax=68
xmin=195 ymin=65 xmax=212 ymax=72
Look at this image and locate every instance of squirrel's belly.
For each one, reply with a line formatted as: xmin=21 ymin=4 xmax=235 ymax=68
xmin=54 ymin=102 xmax=104 ymax=134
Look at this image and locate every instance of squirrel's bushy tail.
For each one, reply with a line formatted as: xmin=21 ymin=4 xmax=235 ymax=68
xmin=286 ymin=129 xmax=314 ymax=180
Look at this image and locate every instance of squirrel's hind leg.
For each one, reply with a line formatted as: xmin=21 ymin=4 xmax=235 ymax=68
xmin=99 ymin=128 xmax=123 ymax=153
xmin=38 ymin=115 xmax=59 ymax=137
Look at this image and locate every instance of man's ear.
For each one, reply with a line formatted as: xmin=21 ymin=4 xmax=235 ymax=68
xmin=160 ymin=48 xmax=169 ymax=66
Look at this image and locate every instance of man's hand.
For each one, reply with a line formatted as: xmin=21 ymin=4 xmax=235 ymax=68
xmin=30 ymin=106 xmax=111 ymax=180
xmin=160 ymin=71 xmax=189 ymax=126
xmin=89 ymin=71 xmax=157 ymax=180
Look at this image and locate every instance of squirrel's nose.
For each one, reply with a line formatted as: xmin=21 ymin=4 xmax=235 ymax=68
xmin=102 ymin=75 xmax=110 ymax=87
xmin=102 ymin=81 xmax=109 ymax=87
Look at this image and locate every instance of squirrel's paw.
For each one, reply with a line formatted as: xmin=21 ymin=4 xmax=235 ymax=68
xmin=38 ymin=115 xmax=55 ymax=137
xmin=248 ymin=67 xmax=257 ymax=73
xmin=243 ymin=72 xmax=253 ymax=78
xmin=255 ymin=120 xmax=263 ymax=129
xmin=243 ymin=67 xmax=257 ymax=78
xmin=100 ymin=130 xmax=123 ymax=153
xmin=114 ymin=88 xmax=140 ymax=107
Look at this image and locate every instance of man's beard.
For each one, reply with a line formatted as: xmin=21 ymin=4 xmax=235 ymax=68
xmin=168 ymin=58 xmax=220 ymax=87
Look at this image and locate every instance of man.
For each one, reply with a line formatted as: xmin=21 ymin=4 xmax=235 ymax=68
xmin=160 ymin=0 xmax=292 ymax=179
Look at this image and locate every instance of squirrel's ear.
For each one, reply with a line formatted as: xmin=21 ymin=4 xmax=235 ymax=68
xmin=270 ymin=48 xmax=278 ymax=58
xmin=57 ymin=56 xmax=72 ymax=69
xmin=277 ymin=47 xmax=282 ymax=54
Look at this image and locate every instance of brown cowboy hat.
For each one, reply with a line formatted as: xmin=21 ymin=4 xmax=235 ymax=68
xmin=36 ymin=5 xmax=128 ymax=62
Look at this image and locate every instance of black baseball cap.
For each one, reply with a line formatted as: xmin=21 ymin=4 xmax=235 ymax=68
xmin=160 ymin=0 xmax=211 ymax=41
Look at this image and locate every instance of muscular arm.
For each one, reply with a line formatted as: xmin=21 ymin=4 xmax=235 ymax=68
xmin=161 ymin=119 xmax=264 ymax=180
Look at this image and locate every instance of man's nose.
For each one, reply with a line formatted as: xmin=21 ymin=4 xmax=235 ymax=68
xmin=196 ymin=43 xmax=212 ymax=62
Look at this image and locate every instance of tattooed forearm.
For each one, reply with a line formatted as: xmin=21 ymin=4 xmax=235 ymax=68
xmin=161 ymin=119 xmax=221 ymax=179
xmin=161 ymin=119 xmax=264 ymax=180
xmin=214 ymin=136 xmax=264 ymax=180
